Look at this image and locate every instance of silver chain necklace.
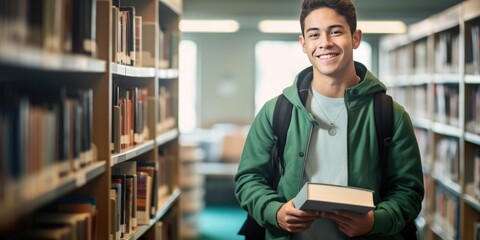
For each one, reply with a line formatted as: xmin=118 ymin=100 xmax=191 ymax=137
xmin=310 ymin=88 xmax=344 ymax=136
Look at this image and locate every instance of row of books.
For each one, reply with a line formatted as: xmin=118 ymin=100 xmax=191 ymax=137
xmin=435 ymin=31 xmax=460 ymax=74
xmin=435 ymin=137 xmax=460 ymax=184
xmin=111 ymin=86 xmax=150 ymax=153
xmin=434 ymin=83 xmax=460 ymax=127
xmin=393 ymin=85 xmax=429 ymax=120
xmin=0 ymin=86 xmax=95 ymax=204
xmin=466 ymin=85 xmax=480 ymax=134
xmin=110 ymin=150 xmax=175 ymax=239
xmin=0 ymin=0 xmax=97 ymax=56
xmin=110 ymin=85 xmax=177 ymax=154
xmin=157 ymin=86 xmax=177 ymax=135
xmin=110 ymin=3 xmax=179 ymax=70
xmin=466 ymin=148 xmax=480 ymax=201
xmin=385 ymin=33 xmax=460 ymax=75
xmin=434 ymin=184 xmax=460 ymax=239
xmin=111 ymin=4 xmax=140 ymax=66
xmin=470 ymin=24 xmax=480 ymax=74
xmin=8 ymin=196 xmax=98 ymax=240
xmin=414 ymin=128 xmax=430 ymax=168
xmin=138 ymin=210 xmax=178 ymax=240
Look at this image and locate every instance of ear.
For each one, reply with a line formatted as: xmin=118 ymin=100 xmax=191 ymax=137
xmin=352 ymin=29 xmax=362 ymax=49
xmin=299 ymin=34 xmax=307 ymax=53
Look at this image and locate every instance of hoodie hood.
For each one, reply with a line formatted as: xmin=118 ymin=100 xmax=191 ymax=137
xmin=282 ymin=61 xmax=386 ymax=109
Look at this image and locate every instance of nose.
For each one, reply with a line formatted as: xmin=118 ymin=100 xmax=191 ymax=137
xmin=319 ymin=34 xmax=333 ymax=49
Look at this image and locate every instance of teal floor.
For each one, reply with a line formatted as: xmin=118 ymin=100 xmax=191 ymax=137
xmin=193 ymin=204 xmax=247 ymax=240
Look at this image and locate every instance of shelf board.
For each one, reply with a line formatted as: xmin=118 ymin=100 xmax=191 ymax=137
xmin=433 ymin=74 xmax=461 ymax=84
xmin=0 ymin=44 xmax=106 ymax=73
xmin=159 ymin=0 xmax=182 ymax=14
xmin=157 ymin=68 xmax=179 ymax=79
xmin=465 ymin=132 xmax=480 ymax=145
xmin=431 ymin=122 xmax=462 ymax=138
xmin=156 ymin=188 xmax=181 ymax=220
xmin=463 ymin=0 xmax=480 ymax=21
xmin=122 ymin=188 xmax=181 ymax=240
xmin=0 ymin=161 xmax=106 ymax=228
xmin=464 ymin=194 xmax=480 ymax=213
xmin=411 ymin=116 xmax=432 ymax=130
xmin=111 ymin=63 xmax=156 ymax=78
xmin=156 ymin=128 xmax=179 ymax=146
xmin=465 ymin=74 xmax=480 ymax=84
xmin=432 ymin=171 xmax=462 ymax=195
xmin=111 ymin=140 xmax=155 ymax=166
xmin=430 ymin=221 xmax=455 ymax=240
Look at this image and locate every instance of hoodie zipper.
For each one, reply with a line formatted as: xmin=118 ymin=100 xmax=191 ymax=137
xmin=298 ymin=122 xmax=315 ymax=191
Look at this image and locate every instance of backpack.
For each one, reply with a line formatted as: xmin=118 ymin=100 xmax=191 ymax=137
xmin=238 ymin=91 xmax=418 ymax=239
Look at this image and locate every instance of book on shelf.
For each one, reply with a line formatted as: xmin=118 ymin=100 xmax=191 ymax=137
xmin=472 ymin=25 xmax=480 ymax=74
xmin=111 ymin=175 xmax=126 ymax=237
xmin=27 ymin=225 xmax=74 ymax=240
xmin=72 ymin=0 xmax=97 ymax=56
xmin=158 ymin=150 xmax=175 ymax=196
xmin=475 ymin=219 xmax=480 ymax=240
xmin=135 ymin=16 xmax=142 ymax=67
xmin=137 ymin=161 xmax=159 ymax=218
xmin=112 ymin=161 xmax=138 ymax=234
xmin=434 ymin=184 xmax=460 ymax=239
xmin=110 ymin=189 xmax=119 ymax=240
xmin=111 ymin=183 xmax=122 ymax=240
xmin=141 ymin=22 xmax=157 ymax=67
xmin=119 ymin=6 xmax=136 ymax=66
xmin=34 ymin=212 xmax=94 ymax=240
xmin=111 ymin=5 xmax=120 ymax=64
xmin=293 ymin=182 xmax=375 ymax=214
xmin=435 ymin=137 xmax=460 ymax=183
xmin=136 ymin=171 xmax=152 ymax=225
xmin=475 ymin=148 xmax=480 ymax=200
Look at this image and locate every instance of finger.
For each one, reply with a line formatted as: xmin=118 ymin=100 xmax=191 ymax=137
xmin=284 ymin=214 xmax=319 ymax=223
xmin=285 ymin=220 xmax=316 ymax=232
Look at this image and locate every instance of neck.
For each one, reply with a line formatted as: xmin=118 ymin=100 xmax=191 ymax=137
xmin=312 ymin=74 xmax=360 ymax=98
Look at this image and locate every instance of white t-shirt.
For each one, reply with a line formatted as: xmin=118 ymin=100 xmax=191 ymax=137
xmin=293 ymin=86 xmax=349 ymax=240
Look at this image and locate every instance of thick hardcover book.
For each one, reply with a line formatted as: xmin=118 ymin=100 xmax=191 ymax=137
xmin=293 ymin=182 xmax=375 ymax=214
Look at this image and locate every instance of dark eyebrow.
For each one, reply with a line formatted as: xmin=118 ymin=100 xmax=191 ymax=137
xmin=306 ymin=24 xmax=345 ymax=33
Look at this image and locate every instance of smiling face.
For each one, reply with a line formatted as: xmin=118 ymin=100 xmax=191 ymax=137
xmin=300 ymin=7 xmax=361 ymax=80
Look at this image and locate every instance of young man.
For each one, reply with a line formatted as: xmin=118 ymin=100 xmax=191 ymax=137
xmin=234 ymin=0 xmax=424 ymax=239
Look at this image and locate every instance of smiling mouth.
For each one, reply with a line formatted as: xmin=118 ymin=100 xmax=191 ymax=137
xmin=317 ymin=53 xmax=339 ymax=59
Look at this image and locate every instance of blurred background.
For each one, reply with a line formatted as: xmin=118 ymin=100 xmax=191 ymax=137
xmin=177 ymin=0 xmax=465 ymax=239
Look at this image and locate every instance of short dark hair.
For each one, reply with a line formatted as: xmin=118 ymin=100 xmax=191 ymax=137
xmin=300 ymin=0 xmax=357 ymax=35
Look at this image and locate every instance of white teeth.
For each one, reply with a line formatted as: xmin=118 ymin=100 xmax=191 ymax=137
xmin=319 ymin=54 xmax=336 ymax=59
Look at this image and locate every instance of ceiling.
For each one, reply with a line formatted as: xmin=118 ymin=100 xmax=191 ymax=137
xmin=183 ymin=0 xmax=465 ymax=32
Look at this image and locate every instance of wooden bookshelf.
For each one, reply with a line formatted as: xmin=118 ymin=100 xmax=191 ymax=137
xmin=379 ymin=1 xmax=480 ymax=239
xmin=0 ymin=0 xmax=182 ymax=239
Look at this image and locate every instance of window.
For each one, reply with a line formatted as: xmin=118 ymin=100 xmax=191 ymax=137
xmin=179 ymin=40 xmax=197 ymax=133
xmin=254 ymin=40 xmax=372 ymax=113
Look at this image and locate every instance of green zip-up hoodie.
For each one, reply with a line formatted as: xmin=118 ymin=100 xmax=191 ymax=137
xmin=235 ymin=62 xmax=424 ymax=239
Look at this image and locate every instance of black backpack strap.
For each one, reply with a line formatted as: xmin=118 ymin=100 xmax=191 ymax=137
xmin=271 ymin=94 xmax=293 ymax=187
xmin=374 ymin=91 xmax=393 ymax=197
xmin=374 ymin=92 xmax=418 ymax=239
